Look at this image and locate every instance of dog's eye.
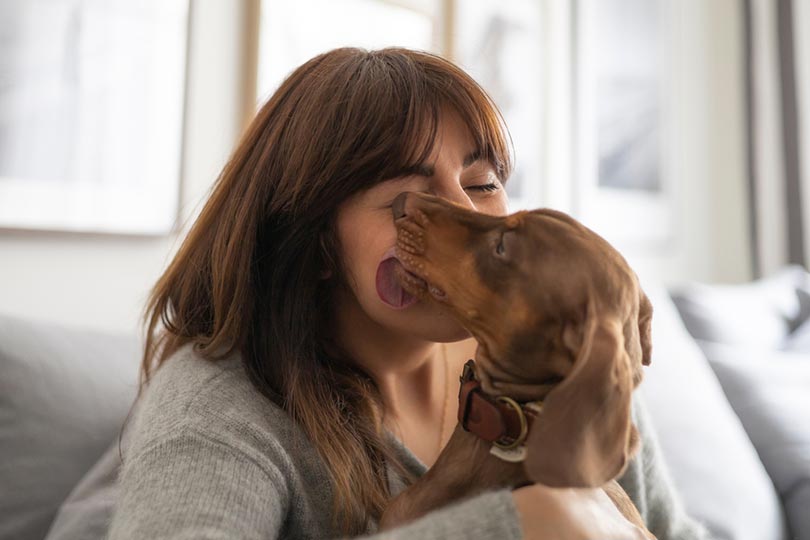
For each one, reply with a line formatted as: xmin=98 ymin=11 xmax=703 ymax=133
xmin=495 ymin=230 xmax=517 ymax=259
xmin=495 ymin=233 xmax=507 ymax=257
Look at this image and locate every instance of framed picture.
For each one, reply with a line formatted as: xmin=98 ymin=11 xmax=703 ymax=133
xmin=452 ymin=0 xmax=544 ymax=212
xmin=0 ymin=0 xmax=189 ymax=235
xmin=574 ymin=0 xmax=672 ymax=247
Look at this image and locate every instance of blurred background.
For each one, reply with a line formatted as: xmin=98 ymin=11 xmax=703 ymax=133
xmin=2 ymin=3 xmax=810 ymax=540
xmin=0 ymin=0 xmax=808 ymax=334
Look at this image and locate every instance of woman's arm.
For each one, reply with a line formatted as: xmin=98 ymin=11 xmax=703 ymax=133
xmin=108 ymin=428 xmax=289 ymax=539
xmin=107 ymin=426 xmax=523 ymax=540
xmin=109 ymin=424 xmax=658 ymax=540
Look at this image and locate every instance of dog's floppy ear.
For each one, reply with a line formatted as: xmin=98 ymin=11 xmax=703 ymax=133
xmin=638 ymin=288 xmax=653 ymax=367
xmin=524 ymin=304 xmax=636 ymax=487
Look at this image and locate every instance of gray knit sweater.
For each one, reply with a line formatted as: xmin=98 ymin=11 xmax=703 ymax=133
xmin=105 ymin=343 xmax=711 ymax=540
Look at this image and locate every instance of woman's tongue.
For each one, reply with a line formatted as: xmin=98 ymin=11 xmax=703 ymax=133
xmin=376 ymin=258 xmax=421 ymax=309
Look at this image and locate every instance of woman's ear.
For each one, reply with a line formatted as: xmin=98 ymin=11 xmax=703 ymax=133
xmin=523 ymin=310 xmax=636 ymax=488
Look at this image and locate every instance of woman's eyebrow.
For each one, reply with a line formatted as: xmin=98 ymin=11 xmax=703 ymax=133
xmin=462 ymin=149 xmax=484 ymax=168
xmin=392 ymin=150 xmax=485 ymax=180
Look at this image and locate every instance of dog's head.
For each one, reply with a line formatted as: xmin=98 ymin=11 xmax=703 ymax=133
xmin=392 ymin=191 xmax=653 ymax=487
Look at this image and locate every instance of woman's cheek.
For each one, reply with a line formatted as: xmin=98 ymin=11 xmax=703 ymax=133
xmin=478 ymin=198 xmax=508 ymax=217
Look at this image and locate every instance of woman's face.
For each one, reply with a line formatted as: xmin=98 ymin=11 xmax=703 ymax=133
xmin=334 ymin=110 xmax=509 ymax=344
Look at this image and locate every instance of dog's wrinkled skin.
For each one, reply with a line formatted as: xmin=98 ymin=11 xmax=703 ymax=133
xmin=379 ymin=192 xmax=654 ymax=538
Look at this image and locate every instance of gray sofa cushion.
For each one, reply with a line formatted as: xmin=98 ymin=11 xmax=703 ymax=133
xmin=44 ymin=440 xmax=124 ymax=540
xmin=669 ymin=265 xmax=810 ymax=347
xmin=782 ymin=316 xmax=810 ymax=353
xmin=639 ymin=280 xmax=788 ymax=540
xmin=698 ymin=340 xmax=810 ymax=540
xmin=0 ymin=313 xmax=140 ymax=540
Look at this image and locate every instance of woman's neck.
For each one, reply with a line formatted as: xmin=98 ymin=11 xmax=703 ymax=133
xmin=341 ymin=325 xmax=444 ymax=421
xmin=330 ymin=289 xmax=476 ymax=464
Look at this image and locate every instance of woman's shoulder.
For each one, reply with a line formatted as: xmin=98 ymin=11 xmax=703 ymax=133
xmin=124 ymin=343 xmax=307 ymax=467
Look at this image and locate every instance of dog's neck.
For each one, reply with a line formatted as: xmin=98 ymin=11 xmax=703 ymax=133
xmin=472 ymin=347 xmax=560 ymax=403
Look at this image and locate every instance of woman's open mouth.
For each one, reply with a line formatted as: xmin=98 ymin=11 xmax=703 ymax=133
xmin=375 ymin=253 xmax=447 ymax=310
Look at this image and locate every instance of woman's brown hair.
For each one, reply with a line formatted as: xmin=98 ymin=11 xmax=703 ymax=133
xmin=136 ymin=47 xmax=512 ymax=535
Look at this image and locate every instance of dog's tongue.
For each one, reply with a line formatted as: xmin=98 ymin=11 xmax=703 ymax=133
xmin=376 ymin=258 xmax=417 ymax=308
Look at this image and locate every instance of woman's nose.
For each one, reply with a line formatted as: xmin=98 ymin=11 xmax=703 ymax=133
xmin=435 ymin=182 xmax=474 ymax=210
xmin=391 ymin=192 xmax=408 ymax=219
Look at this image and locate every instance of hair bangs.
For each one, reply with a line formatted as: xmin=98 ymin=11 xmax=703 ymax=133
xmin=348 ymin=48 xmax=514 ymax=189
xmin=433 ymin=68 xmax=514 ymax=184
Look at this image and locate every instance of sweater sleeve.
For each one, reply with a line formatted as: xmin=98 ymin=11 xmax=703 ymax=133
xmin=107 ymin=427 xmax=523 ymax=540
xmin=617 ymin=394 xmax=715 ymax=540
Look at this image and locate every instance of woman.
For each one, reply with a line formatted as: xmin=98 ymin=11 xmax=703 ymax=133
xmin=108 ymin=47 xmax=707 ymax=539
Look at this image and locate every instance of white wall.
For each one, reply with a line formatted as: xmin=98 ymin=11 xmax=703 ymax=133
xmin=0 ymin=0 xmax=753 ymax=334
xmin=796 ymin=0 xmax=810 ymax=266
xmin=667 ymin=0 xmax=751 ymax=284
xmin=705 ymin=0 xmax=751 ymax=284
xmin=0 ymin=1 xmax=247 ymax=335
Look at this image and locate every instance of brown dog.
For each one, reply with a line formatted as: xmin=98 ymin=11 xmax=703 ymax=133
xmin=379 ymin=192 xmax=655 ymax=537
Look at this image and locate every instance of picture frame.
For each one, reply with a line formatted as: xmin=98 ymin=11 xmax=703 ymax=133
xmin=573 ymin=0 xmax=673 ymax=248
xmin=0 ymin=0 xmax=190 ymax=235
xmin=451 ymin=0 xmax=544 ymax=213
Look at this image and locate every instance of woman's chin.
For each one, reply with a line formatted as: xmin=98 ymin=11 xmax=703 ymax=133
xmin=391 ymin=300 xmax=472 ymax=342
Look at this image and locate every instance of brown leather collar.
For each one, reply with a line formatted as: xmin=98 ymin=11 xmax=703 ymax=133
xmin=457 ymin=360 xmax=542 ymax=450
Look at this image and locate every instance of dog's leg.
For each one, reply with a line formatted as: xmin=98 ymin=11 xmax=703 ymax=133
xmin=382 ymin=427 xmax=657 ymax=539
xmin=380 ymin=424 xmax=527 ymax=529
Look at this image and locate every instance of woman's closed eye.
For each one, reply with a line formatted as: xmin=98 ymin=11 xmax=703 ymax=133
xmin=466 ymin=182 xmax=500 ymax=192
xmin=382 ymin=185 xmax=498 ymax=207
xmin=464 ymin=170 xmax=503 ymax=193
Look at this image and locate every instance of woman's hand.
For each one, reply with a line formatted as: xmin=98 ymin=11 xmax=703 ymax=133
xmin=513 ymin=483 xmax=652 ymax=540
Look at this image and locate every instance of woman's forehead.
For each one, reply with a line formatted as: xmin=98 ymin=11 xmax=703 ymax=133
xmin=394 ymin=109 xmax=489 ymax=171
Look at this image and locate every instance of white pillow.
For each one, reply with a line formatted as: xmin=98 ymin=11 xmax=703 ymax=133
xmin=698 ymin=340 xmax=810 ymax=540
xmin=638 ymin=278 xmax=788 ymax=540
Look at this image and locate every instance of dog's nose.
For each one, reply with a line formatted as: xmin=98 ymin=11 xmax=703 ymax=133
xmin=392 ymin=192 xmax=409 ymax=219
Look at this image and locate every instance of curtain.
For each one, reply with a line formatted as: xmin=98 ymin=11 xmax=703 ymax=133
xmin=743 ymin=0 xmax=808 ymax=277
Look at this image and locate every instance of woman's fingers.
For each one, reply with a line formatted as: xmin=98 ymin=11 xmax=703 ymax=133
xmin=512 ymin=484 xmax=650 ymax=540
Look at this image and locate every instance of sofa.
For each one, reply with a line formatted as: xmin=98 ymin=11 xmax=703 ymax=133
xmin=1 ymin=267 xmax=808 ymax=540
